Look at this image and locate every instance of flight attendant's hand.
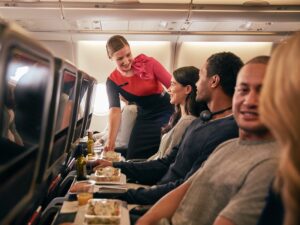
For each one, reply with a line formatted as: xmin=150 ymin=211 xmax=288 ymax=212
xmin=104 ymin=141 xmax=115 ymax=152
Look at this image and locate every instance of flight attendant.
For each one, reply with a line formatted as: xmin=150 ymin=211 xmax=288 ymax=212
xmin=105 ymin=35 xmax=174 ymax=159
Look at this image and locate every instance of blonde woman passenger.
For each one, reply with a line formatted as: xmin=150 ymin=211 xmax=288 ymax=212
xmin=258 ymin=32 xmax=300 ymax=225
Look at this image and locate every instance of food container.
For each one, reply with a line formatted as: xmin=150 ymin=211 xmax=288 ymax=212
xmin=84 ymin=199 xmax=121 ymax=225
xmin=94 ymin=167 xmax=121 ymax=182
xmin=102 ymin=151 xmax=121 ymax=162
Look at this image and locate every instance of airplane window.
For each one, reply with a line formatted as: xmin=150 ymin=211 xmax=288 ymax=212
xmin=89 ymin=82 xmax=97 ymax=115
xmin=93 ymin=83 xmax=109 ymax=116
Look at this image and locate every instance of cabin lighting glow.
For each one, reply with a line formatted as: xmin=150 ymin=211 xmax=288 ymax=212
xmin=184 ymin=42 xmax=271 ymax=47
xmin=130 ymin=41 xmax=168 ymax=46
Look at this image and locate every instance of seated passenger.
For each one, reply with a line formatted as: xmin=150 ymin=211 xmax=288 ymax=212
xmin=257 ymin=32 xmax=300 ymax=225
xmin=148 ymin=66 xmax=207 ymax=160
xmin=93 ymin=52 xmax=242 ymax=205
xmin=137 ymin=56 xmax=279 ymax=225
xmin=94 ymin=95 xmax=138 ymax=149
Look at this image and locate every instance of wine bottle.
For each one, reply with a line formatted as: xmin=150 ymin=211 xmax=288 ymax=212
xmin=87 ymin=131 xmax=94 ymax=156
xmin=76 ymin=144 xmax=87 ymax=180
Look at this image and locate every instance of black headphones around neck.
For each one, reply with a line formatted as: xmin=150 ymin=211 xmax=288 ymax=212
xmin=200 ymin=106 xmax=232 ymax=122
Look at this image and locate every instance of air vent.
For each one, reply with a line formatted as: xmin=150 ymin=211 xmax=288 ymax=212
xmin=76 ymin=19 xmax=102 ymax=30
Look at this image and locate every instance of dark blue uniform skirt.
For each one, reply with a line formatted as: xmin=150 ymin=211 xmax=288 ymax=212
xmin=126 ymin=94 xmax=174 ymax=160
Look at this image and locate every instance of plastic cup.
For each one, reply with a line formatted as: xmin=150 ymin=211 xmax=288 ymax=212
xmin=76 ymin=181 xmax=94 ymax=206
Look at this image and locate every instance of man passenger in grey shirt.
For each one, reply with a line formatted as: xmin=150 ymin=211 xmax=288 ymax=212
xmin=136 ymin=56 xmax=279 ymax=225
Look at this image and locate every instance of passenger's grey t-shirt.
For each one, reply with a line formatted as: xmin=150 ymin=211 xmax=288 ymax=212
xmin=171 ymin=138 xmax=279 ymax=225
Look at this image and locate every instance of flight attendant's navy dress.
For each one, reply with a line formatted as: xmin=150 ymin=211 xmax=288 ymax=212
xmin=106 ymin=54 xmax=174 ymax=159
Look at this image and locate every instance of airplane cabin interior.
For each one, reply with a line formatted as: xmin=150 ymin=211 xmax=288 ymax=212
xmin=0 ymin=0 xmax=299 ymax=225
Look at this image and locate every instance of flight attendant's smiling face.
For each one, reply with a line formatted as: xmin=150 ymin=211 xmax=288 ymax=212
xmin=111 ymin=45 xmax=133 ymax=75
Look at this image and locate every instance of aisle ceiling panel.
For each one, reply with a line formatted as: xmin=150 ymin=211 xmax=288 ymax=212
xmin=0 ymin=0 xmax=299 ymax=41
xmin=1 ymin=0 xmax=300 ymax=4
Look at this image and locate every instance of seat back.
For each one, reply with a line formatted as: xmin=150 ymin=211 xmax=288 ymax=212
xmin=0 ymin=21 xmax=55 ymax=225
